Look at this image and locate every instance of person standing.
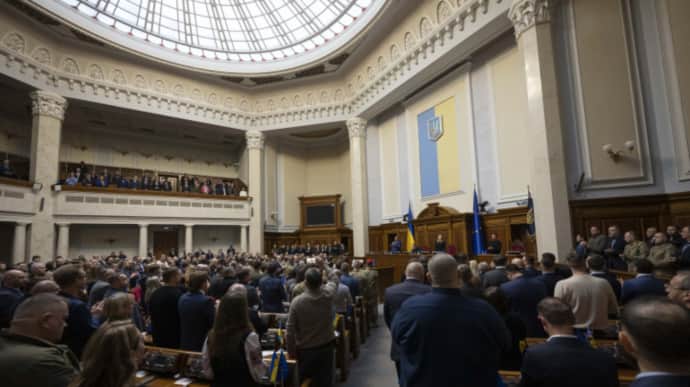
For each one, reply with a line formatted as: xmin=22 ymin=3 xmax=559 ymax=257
xmin=619 ymin=298 xmax=690 ymax=387
xmin=434 ymin=234 xmax=446 ymax=252
xmin=286 ymin=268 xmax=337 ymax=387
xmin=500 ymin=264 xmax=548 ymax=337
xmin=178 ymin=271 xmax=215 ymax=351
xmin=383 ymin=262 xmax=431 ymax=377
xmin=519 ymin=298 xmax=619 ymax=387
xmin=148 ymin=267 xmax=183 ymax=348
xmin=0 ymin=294 xmax=80 ymax=387
xmin=392 ymin=254 xmax=509 ymax=387
xmin=0 ymin=270 xmax=27 ymax=329
xmin=54 ymin=264 xmax=98 ymax=359
xmin=622 ymin=231 xmax=649 ymax=269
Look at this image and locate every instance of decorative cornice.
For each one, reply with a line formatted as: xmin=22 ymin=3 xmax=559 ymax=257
xmin=508 ymin=0 xmax=554 ymax=39
xmin=0 ymin=0 xmax=510 ymax=131
xmin=346 ymin=117 xmax=367 ymax=139
xmin=30 ymin=90 xmax=67 ymax=120
xmin=245 ymin=130 xmax=265 ymax=150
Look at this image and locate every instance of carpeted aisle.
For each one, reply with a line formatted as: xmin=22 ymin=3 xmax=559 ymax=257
xmin=339 ymin=308 xmax=398 ymax=387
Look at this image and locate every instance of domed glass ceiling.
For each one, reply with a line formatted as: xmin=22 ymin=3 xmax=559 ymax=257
xmin=36 ymin=0 xmax=384 ymax=74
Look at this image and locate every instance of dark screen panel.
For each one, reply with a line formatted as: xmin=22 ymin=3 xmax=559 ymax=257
xmin=306 ymin=204 xmax=335 ymax=226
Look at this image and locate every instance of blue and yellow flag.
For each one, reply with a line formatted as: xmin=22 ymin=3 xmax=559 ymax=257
xmin=472 ymin=188 xmax=485 ymax=255
xmin=269 ymin=348 xmax=289 ymax=383
xmin=417 ymin=97 xmax=461 ymax=197
xmin=406 ymin=203 xmax=415 ymax=251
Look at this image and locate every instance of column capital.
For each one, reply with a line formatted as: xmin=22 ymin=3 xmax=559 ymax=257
xmin=184 ymin=223 xmax=194 ymax=228
xmin=509 ymin=0 xmax=556 ymax=39
xmin=30 ymin=90 xmax=68 ymax=121
xmin=346 ymin=117 xmax=367 ymax=139
xmin=56 ymin=223 xmax=70 ymax=227
xmin=245 ymin=130 xmax=265 ymax=150
xmin=15 ymin=221 xmax=30 ymax=227
xmin=137 ymin=223 xmax=149 ymax=228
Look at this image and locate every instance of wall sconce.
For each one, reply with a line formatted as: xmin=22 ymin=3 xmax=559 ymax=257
xmin=602 ymin=141 xmax=635 ymax=162
xmin=31 ymin=182 xmax=43 ymax=192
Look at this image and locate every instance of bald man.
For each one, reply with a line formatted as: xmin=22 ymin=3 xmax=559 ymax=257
xmin=392 ymin=254 xmax=510 ymax=387
xmin=0 ymin=269 xmax=27 ymax=328
xmin=383 ymin=261 xmax=431 ymax=377
xmin=667 ymin=273 xmax=690 ymax=309
xmin=30 ymin=280 xmax=60 ymax=296
xmin=0 ymin=293 xmax=80 ymax=387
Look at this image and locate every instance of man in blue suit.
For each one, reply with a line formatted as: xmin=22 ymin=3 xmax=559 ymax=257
xmin=383 ymin=261 xmax=431 ymax=378
xmin=536 ymin=253 xmax=565 ymax=297
xmin=604 ymin=225 xmax=628 ymax=271
xmin=258 ymin=262 xmax=287 ymax=313
xmin=54 ymin=264 xmax=98 ymax=359
xmin=621 ymin=259 xmax=666 ymax=305
xmin=500 ymin=264 xmax=548 ymax=337
xmin=390 ymin=235 xmax=402 ymax=253
xmin=339 ymin=262 xmax=360 ymax=300
xmin=392 ymin=253 xmax=509 ymax=387
xmin=519 ymin=297 xmax=619 ymax=387
xmin=619 ymin=297 xmax=690 ymax=387
xmin=178 ymin=271 xmax=215 ymax=351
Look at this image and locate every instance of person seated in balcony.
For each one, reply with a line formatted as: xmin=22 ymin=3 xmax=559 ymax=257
xmin=0 ymin=159 xmax=17 ymax=179
xmin=64 ymin=172 xmax=78 ymax=186
xmin=152 ymin=176 xmax=162 ymax=191
xmin=224 ymin=181 xmax=235 ymax=196
xmin=94 ymin=174 xmax=107 ymax=188
xmin=127 ymin=175 xmax=140 ymax=189
xmin=205 ymin=179 xmax=214 ymax=194
xmin=200 ymin=180 xmax=210 ymax=194
xmin=215 ymin=180 xmax=226 ymax=195
xmin=102 ymin=168 xmax=111 ymax=186
xmin=141 ymin=175 xmax=151 ymax=190
xmin=162 ymin=177 xmax=173 ymax=192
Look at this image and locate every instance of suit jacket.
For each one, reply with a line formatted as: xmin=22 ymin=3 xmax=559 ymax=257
xmin=482 ymin=268 xmax=509 ymax=288
xmin=340 ymin=274 xmax=360 ymax=299
xmin=500 ymin=277 xmax=548 ymax=337
xmin=629 ymin=374 xmax=690 ymax=387
xmin=258 ymin=276 xmax=287 ymax=313
xmin=392 ymin=288 xmax=510 ymax=387
xmin=621 ymin=275 xmax=666 ymax=305
xmin=148 ymin=285 xmax=183 ymax=349
xmin=536 ymin=272 xmax=565 ymax=297
xmin=520 ymin=336 xmax=619 ymax=387
xmin=58 ymin=291 xmax=97 ymax=359
xmin=679 ymin=241 xmax=690 ymax=270
xmin=607 ymin=237 xmax=626 ymax=255
xmin=487 ymin=240 xmax=502 ymax=254
xmin=178 ymin=291 xmax=215 ymax=351
xmin=523 ymin=267 xmax=542 ymax=278
xmin=0 ymin=287 xmax=24 ymax=328
xmin=591 ymin=272 xmax=622 ymax=302
xmin=383 ymin=279 xmax=431 ymax=361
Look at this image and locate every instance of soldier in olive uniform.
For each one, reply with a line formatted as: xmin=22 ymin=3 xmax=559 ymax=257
xmin=354 ymin=260 xmax=379 ymax=328
xmin=648 ymin=232 xmax=678 ymax=266
xmin=587 ymin=226 xmax=608 ymax=256
xmin=622 ymin=230 xmax=649 ymax=270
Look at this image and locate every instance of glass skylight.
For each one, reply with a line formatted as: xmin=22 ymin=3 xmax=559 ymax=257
xmin=51 ymin=0 xmax=376 ymax=66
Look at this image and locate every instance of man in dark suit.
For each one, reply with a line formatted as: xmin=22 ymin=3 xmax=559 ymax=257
xmin=390 ymin=235 xmax=402 ymax=253
xmin=54 ymin=264 xmax=98 ymax=359
xmin=208 ymin=267 xmax=236 ymax=299
xmin=588 ymin=255 xmax=622 ymax=301
xmin=178 ymin=271 xmax=215 ymax=351
xmin=482 ymin=255 xmax=509 ymax=288
xmin=619 ymin=298 xmax=690 ymax=387
xmin=536 ymin=253 xmax=565 ymax=297
xmin=258 ymin=263 xmax=287 ymax=313
xmin=339 ymin=263 xmax=360 ymax=300
xmin=486 ymin=233 xmax=502 ymax=254
xmin=148 ymin=267 xmax=183 ymax=349
xmin=604 ymin=225 xmax=627 ymax=271
xmin=500 ymin=264 xmax=548 ymax=337
xmin=621 ymin=259 xmax=666 ymax=305
xmin=0 ymin=270 xmax=26 ymax=329
xmin=522 ymin=256 xmax=542 ymax=278
xmin=383 ymin=262 xmax=431 ymax=378
xmin=519 ymin=297 xmax=619 ymax=387
xmin=679 ymin=226 xmax=690 ymax=270
xmin=392 ymin=253 xmax=509 ymax=387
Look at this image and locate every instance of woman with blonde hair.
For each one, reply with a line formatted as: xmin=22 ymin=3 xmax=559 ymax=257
xmin=102 ymin=292 xmax=136 ymax=324
xmin=70 ymin=321 xmax=144 ymax=387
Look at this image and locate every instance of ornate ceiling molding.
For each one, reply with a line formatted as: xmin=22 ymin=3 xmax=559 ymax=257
xmin=0 ymin=0 xmax=510 ymax=132
xmin=245 ymin=130 xmax=265 ymax=150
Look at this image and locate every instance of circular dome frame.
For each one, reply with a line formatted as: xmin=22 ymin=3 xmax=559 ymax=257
xmin=28 ymin=0 xmax=387 ymax=75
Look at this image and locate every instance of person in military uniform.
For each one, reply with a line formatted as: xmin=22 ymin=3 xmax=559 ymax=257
xmin=622 ymin=230 xmax=649 ymax=270
xmin=648 ymin=232 xmax=678 ymax=279
xmin=587 ymin=226 xmax=608 ymax=256
xmin=353 ymin=259 xmax=379 ymax=328
xmin=0 ymin=293 xmax=80 ymax=387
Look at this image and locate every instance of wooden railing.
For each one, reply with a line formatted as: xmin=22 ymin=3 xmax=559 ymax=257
xmin=61 ymin=185 xmax=250 ymax=201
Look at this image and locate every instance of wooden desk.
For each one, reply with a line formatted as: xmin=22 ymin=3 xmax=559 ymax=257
xmin=499 ymin=369 xmax=636 ymax=386
xmin=136 ymin=375 xmax=209 ymax=387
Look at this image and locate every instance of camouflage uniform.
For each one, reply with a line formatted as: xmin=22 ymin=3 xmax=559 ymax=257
xmin=648 ymin=242 xmax=678 ymax=266
xmin=623 ymin=240 xmax=649 ymax=263
xmin=355 ymin=267 xmax=379 ymax=327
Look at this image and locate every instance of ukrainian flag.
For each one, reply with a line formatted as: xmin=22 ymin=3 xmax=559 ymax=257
xmin=417 ymin=97 xmax=461 ymax=197
xmin=406 ymin=203 xmax=415 ymax=251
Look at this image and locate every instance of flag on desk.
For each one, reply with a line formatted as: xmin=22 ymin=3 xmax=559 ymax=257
xmin=526 ymin=188 xmax=536 ymax=237
xmin=472 ymin=188 xmax=485 ymax=255
xmin=269 ymin=348 xmax=289 ymax=383
xmin=405 ymin=203 xmax=416 ymax=251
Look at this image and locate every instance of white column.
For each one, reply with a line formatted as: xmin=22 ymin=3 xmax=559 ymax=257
xmin=246 ymin=131 xmax=265 ymax=254
xmin=56 ymin=223 xmax=70 ymax=258
xmin=509 ymin=0 xmax=573 ymax=258
xmin=347 ymin=118 xmax=370 ymax=257
xmin=240 ymin=225 xmax=248 ymax=253
xmin=12 ymin=222 xmax=28 ymax=264
xmin=184 ymin=224 xmax=194 ymax=254
xmin=28 ymin=91 xmax=68 ymax=260
xmin=138 ymin=223 xmax=148 ymax=257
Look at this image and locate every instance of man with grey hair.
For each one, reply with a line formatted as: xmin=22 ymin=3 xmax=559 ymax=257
xmin=392 ymin=254 xmax=509 ymax=387
xmin=383 ymin=261 xmax=430 ymax=377
xmin=0 ymin=293 xmax=80 ymax=387
xmin=667 ymin=272 xmax=690 ymax=309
